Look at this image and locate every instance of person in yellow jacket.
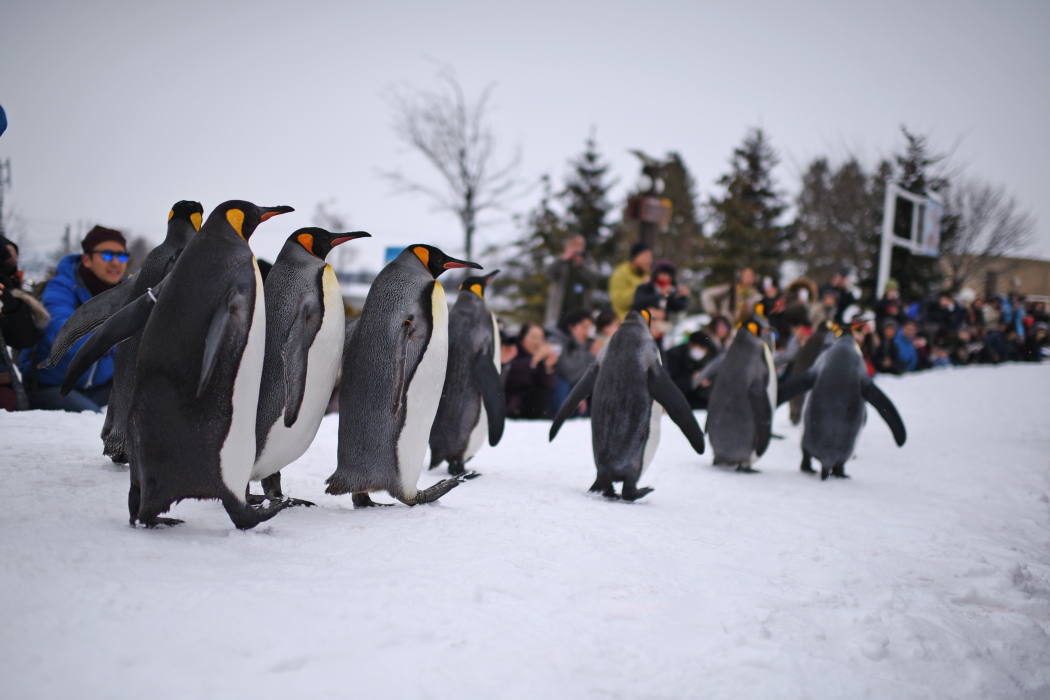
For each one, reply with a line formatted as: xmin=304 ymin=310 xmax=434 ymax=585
xmin=609 ymin=243 xmax=652 ymax=320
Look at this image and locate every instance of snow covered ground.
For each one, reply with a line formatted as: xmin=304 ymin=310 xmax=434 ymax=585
xmin=1 ymin=363 xmax=1049 ymax=699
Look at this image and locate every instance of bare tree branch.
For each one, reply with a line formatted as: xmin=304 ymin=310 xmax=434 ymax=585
xmin=942 ymin=177 xmax=1035 ymax=291
xmin=379 ymin=68 xmax=522 ymax=260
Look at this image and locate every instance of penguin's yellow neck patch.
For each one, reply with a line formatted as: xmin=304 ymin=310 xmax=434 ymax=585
xmin=298 ymin=233 xmax=315 ymax=256
xmin=226 ymin=209 xmax=245 ymax=239
xmin=470 ymin=284 xmax=484 ymax=298
xmin=413 ymin=246 xmax=430 ymax=270
xmin=167 ymin=209 xmax=174 ymax=222
xmin=640 ymin=309 xmax=651 ymax=325
xmin=190 ymin=212 xmax=202 ymax=231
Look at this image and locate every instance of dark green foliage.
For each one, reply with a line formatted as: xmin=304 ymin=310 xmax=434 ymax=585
xmin=496 ymin=134 xmax=615 ymax=325
xmin=887 ymin=127 xmax=954 ymax=303
xmin=795 ymin=157 xmax=889 ymax=300
xmin=706 ymin=128 xmax=791 ymax=285
xmin=651 ymin=153 xmax=704 ymax=290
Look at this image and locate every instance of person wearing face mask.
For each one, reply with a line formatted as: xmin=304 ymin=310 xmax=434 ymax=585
xmin=665 ymin=329 xmax=720 ymax=410
xmin=19 ymin=225 xmax=129 ymax=412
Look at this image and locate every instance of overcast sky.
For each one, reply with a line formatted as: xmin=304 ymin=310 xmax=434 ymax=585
xmin=2 ymin=0 xmax=1048 ymax=273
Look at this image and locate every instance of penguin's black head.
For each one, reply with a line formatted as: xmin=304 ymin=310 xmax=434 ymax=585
xmin=409 ymin=244 xmax=481 ymax=279
xmin=206 ymin=200 xmax=295 ymax=241
xmin=292 ymin=227 xmax=371 ymax=260
xmin=169 ymin=200 xmax=205 ymax=232
xmin=459 ymin=269 xmax=500 ymax=298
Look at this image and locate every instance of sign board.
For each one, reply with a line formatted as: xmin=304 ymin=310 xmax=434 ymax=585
xmin=876 ymin=184 xmax=944 ymax=295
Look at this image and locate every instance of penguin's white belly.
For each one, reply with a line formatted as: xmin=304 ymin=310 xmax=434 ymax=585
xmin=465 ymin=402 xmax=487 ymax=461
xmin=219 ymin=262 xmax=266 ymax=501
xmin=641 ymin=400 xmax=662 ymax=477
xmin=753 ymin=341 xmax=778 ymax=466
xmin=252 ymin=268 xmax=344 ymax=480
xmin=397 ymin=283 xmax=449 ymax=499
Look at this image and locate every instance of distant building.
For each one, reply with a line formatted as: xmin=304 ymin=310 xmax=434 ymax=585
xmin=947 ymin=255 xmax=1050 ymax=300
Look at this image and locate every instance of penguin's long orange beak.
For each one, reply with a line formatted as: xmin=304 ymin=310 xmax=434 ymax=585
xmin=331 ymin=231 xmax=371 ymax=246
xmin=443 ymin=254 xmax=482 ymax=270
xmin=259 ymin=205 xmax=295 ymax=222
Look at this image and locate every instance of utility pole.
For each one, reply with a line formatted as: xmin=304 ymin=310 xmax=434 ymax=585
xmin=0 ymin=159 xmax=10 ymax=238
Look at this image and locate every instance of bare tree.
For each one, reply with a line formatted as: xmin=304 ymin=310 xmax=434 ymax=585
xmin=942 ymin=178 xmax=1035 ymax=292
xmin=380 ymin=69 xmax=521 ymax=261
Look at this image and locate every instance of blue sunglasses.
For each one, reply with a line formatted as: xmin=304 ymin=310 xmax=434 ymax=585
xmin=90 ymin=249 xmax=130 ymax=263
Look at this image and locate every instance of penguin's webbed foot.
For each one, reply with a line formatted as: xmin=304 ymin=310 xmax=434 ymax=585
xmin=800 ymin=465 xmax=817 ymax=474
xmin=286 ymin=498 xmax=316 ymax=507
xmin=621 ymin=486 xmax=653 ymax=502
xmin=405 ymin=477 xmax=464 ymax=505
xmin=448 ymin=460 xmax=480 ymax=479
xmin=245 ymin=492 xmax=267 ymax=506
xmin=140 ymin=517 xmax=184 ymax=528
xmin=830 ymin=463 xmax=850 ymax=479
xmin=735 ymin=464 xmax=761 ymax=473
xmin=352 ymin=493 xmax=394 ymax=508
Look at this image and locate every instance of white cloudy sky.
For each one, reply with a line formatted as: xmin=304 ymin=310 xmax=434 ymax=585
xmin=1 ymin=0 xmax=1048 ymax=271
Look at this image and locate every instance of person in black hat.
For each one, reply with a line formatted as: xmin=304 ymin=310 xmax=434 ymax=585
xmin=608 ymin=242 xmax=652 ymax=320
xmin=18 ymin=225 xmax=128 ymax=411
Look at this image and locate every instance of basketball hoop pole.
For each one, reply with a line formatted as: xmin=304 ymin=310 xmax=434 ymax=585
xmin=876 ymin=183 xmax=897 ymax=299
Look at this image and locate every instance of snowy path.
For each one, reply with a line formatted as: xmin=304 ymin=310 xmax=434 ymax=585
xmin=1 ymin=364 xmax=1049 ymax=699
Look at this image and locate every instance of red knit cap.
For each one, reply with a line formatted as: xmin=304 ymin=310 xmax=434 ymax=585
xmin=81 ymin=225 xmax=127 ymax=254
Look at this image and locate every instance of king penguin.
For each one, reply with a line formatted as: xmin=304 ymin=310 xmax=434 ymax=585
xmin=549 ymin=310 xmax=706 ymax=501
xmin=49 ymin=201 xmax=204 ymax=464
xmin=251 ymin=227 xmax=371 ymax=504
xmin=789 ymin=328 xmax=907 ymax=480
xmin=325 ymin=245 xmax=481 ymax=507
xmin=63 ymin=200 xmax=294 ymax=529
xmin=704 ymin=307 xmax=781 ymax=472
xmin=428 ymin=269 xmax=505 ymax=478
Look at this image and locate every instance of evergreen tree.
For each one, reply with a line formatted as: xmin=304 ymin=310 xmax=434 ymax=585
xmin=651 ymin=153 xmax=704 ymax=289
xmin=706 ymin=128 xmax=790 ymax=285
xmin=496 ymin=175 xmax=570 ymax=325
xmin=795 ymin=156 xmax=888 ymax=296
xmin=887 ymin=127 xmax=954 ymax=302
xmin=560 ymin=132 xmax=615 ymax=254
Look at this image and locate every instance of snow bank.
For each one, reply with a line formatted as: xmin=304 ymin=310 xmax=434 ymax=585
xmin=1 ymin=364 xmax=1048 ymax=699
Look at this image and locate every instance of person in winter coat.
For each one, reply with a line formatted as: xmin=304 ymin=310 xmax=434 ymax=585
xmin=701 ymin=267 xmax=763 ymax=325
xmin=1 ymin=237 xmax=51 ymax=411
xmin=872 ymin=319 xmax=905 ymax=375
xmin=894 ymin=320 xmax=923 ymax=372
xmin=818 ymin=268 xmax=856 ymax=325
xmin=982 ymin=322 xmax=1020 ymax=364
xmin=1021 ymin=322 xmax=1048 ymax=362
xmin=504 ymin=322 xmax=559 ymax=420
xmin=631 ymin=260 xmax=690 ymax=317
xmin=18 ymin=226 xmax=128 ymax=411
xmin=544 ymin=234 xmax=600 ymax=328
xmin=608 ymin=243 xmax=652 ymax=320
xmin=548 ymin=309 xmax=595 ymax=416
xmin=665 ymin=329 xmax=720 ymax=409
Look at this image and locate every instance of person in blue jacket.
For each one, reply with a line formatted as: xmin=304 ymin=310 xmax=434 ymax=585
xmin=19 ymin=226 xmax=128 ymax=411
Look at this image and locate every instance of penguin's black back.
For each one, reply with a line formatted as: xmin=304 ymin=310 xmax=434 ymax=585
xmin=429 ymin=290 xmax=493 ymax=464
xmin=706 ymin=330 xmax=770 ymax=463
xmin=128 ymin=226 xmax=261 ymax=511
xmin=590 ymin=315 xmax=659 ymax=483
xmin=802 ymin=336 xmax=868 ymax=466
xmin=105 ymin=215 xmax=200 ymax=456
xmin=330 ymin=254 xmax=438 ymax=498
xmin=255 ymin=240 xmax=327 ymax=458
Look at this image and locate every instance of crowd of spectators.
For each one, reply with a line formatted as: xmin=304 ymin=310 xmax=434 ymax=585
xmin=499 ymin=239 xmax=1050 ymax=420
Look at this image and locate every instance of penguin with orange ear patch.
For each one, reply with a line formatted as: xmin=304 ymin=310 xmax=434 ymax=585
xmin=325 ymin=244 xmax=482 ymax=507
xmin=251 ymin=227 xmax=371 ymax=505
xmin=428 ymin=269 xmax=504 ymax=478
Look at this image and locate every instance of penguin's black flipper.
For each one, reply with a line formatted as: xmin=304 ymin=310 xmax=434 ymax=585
xmin=472 ymin=351 xmax=506 ymax=446
xmin=281 ymin=297 xmax=321 ymax=427
xmin=549 ymin=362 xmax=599 ymax=441
xmin=648 ymin=364 xmax=706 ymax=454
xmin=750 ymin=382 xmax=773 ymax=457
xmin=391 ymin=319 xmax=413 ymax=416
xmin=48 ymin=280 xmax=135 ymax=367
xmin=861 ymin=381 xmax=907 ymax=446
xmin=776 ymin=366 xmax=818 ymax=406
xmin=198 ymin=287 xmax=248 ymax=398
xmin=60 ymin=284 xmax=163 ymax=396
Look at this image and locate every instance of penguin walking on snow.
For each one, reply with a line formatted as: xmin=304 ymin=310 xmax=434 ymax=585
xmin=549 ymin=310 xmax=706 ymax=501
xmin=49 ymin=201 xmax=203 ymax=463
xmin=325 ymin=245 xmax=481 ymax=507
xmin=786 ymin=328 xmax=906 ymax=479
xmin=63 ymin=200 xmax=294 ymax=529
xmin=250 ymin=227 xmax=371 ymax=504
xmin=704 ymin=307 xmax=782 ymax=472
xmin=428 ymin=269 xmax=505 ymax=478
